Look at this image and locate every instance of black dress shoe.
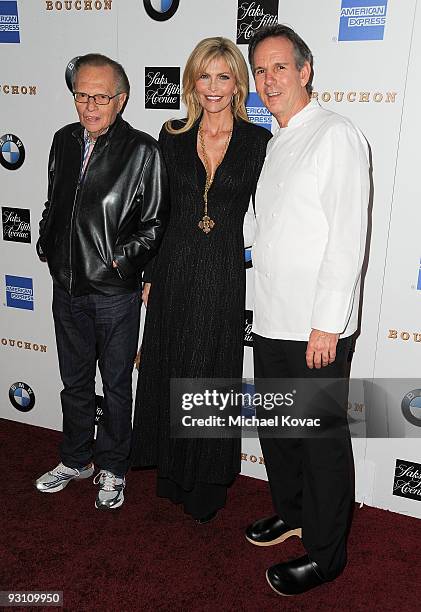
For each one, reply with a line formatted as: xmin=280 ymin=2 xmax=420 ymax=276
xmin=196 ymin=510 xmax=218 ymax=524
xmin=266 ymin=554 xmax=328 ymax=596
xmin=245 ymin=515 xmax=302 ymax=546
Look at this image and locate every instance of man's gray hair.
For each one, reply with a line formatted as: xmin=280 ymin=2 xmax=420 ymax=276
xmin=71 ymin=53 xmax=130 ymax=97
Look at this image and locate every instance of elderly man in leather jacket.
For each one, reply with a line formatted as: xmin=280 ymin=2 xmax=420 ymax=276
xmin=34 ymin=54 xmax=169 ymax=510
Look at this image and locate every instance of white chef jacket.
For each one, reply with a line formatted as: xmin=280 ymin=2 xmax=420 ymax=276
xmin=249 ymin=99 xmax=369 ymax=341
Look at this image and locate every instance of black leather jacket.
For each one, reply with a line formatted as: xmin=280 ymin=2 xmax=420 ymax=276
xmin=37 ymin=114 xmax=169 ymax=296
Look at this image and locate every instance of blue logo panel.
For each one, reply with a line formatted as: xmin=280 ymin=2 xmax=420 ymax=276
xmin=246 ymin=92 xmax=272 ymax=131
xmin=0 ymin=1 xmax=20 ymax=43
xmin=339 ymin=0 xmax=388 ymax=41
xmin=417 ymin=259 xmax=421 ymax=291
xmin=2 ymin=140 xmax=19 ymax=163
xmin=241 ymin=382 xmax=256 ymax=418
xmin=5 ymin=275 xmax=34 ymax=310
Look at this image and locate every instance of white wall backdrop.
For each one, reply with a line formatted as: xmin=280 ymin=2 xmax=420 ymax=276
xmin=1 ymin=0 xmax=420 ymax=518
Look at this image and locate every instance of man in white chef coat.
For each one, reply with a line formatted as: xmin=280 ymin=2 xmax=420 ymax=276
xmin=245 ymin=24 xmax=369 ymax=596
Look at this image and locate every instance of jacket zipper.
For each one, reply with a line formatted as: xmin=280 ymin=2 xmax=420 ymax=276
xmin=70 ymin=138 xmax=88 ymax=294
xmin=69 ymin=182 xmax=80 ymax=295
xmin=70 ymin=136 xmax=98 ymax=293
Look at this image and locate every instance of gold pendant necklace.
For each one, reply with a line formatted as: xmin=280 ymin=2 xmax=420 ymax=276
xmin=198 ymin=122 xmax=232 ymax=234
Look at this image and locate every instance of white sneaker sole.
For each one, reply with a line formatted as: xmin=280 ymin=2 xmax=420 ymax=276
xmin=35 ymin=466 xmax=94 ymax=493
xmin=95 ymin=494 xmax=124 ymax=510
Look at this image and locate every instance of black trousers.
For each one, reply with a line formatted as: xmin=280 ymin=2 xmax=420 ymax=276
xmin=253 ymin=333 xmax=355 ymax=580
xmin=52 ymin=285 xmax=141 ymax=476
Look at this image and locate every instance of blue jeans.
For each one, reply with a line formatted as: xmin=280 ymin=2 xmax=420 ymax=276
xmin=52 ymin=285 xmax=140 ymax=476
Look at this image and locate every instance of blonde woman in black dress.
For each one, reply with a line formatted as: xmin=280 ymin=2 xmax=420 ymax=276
xmin=131 ymin=37 xmax=271 ymax=523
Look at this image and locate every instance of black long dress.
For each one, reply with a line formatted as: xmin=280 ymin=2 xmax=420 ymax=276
xmin=131 ymin=117 xmax=271 ymax=517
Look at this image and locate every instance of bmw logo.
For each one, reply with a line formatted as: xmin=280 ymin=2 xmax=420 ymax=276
xmin=0 ymin=134 xmax=25 ymax=171
xmin=401 ymin=389 xmax=421 ymax=427
xmin=9 ymin=382 xmax=35 ymax=412
xmin=65 ymin=56 xmax=81 ymax=93
xmin=143 ymin=0 xmax=180 ymax=21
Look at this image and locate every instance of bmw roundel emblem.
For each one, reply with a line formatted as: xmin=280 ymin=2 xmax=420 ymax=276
xmin=0 ymin=134 xmax=25 ymax=171
xmin=9 ymin=382 xmax=35 ymax=412
xmin=143 ymin=0 xmax=180 ymax=21
xmin=401 ymin=389 xmax=421 ymax=427
xmin=65 ymin=56 xmax=81 ymax=93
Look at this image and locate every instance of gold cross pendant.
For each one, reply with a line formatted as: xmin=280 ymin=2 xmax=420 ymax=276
xmin=198 ymin=215 xmax=215 ymax=234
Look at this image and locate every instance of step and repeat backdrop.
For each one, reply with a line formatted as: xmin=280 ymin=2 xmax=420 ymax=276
xmin=1 ymin=0 xmax=420 ymax=518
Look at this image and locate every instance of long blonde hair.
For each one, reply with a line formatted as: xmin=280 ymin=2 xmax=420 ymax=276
xmin=165 ymin=37 xmax=249 ymax=134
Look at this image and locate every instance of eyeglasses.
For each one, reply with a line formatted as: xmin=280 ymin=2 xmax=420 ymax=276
xmin=73 ymin=92 xmax=121 ymax=105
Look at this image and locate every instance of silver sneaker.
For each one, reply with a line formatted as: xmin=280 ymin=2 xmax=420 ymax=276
xmin=94 ymin=470 xmax=125 ymax=510
xmin=35 ymin=462 xmax=94 ymax=493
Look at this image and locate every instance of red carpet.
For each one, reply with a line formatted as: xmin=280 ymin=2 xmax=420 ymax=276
xmin=1 ymin=417 xmax=420 ymax=611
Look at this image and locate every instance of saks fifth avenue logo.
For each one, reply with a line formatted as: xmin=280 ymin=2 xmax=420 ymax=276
xmin=237 ymin=1 xmax=278 ymax=44
xmin=244 ymin=310 xmax=253 ymax=347
xmin=0 ymin=84 xmax=36 ymax=95
xmin=45 ymin=0 xmax=112 ymax=10
xmin=312 ymin=90 xmax=397 ymax=104
xmin=2 ymin=207 xmax=31 ymax=243
xmin=388 ymin=330 xmax=421 ymax=343
xmin=393 ymin=459 xmax=421 ymax=502
xmin=95 ymin=394 xmax=104 ymax=424
xmin=145 ymin=67 xmax=180 ymax=110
